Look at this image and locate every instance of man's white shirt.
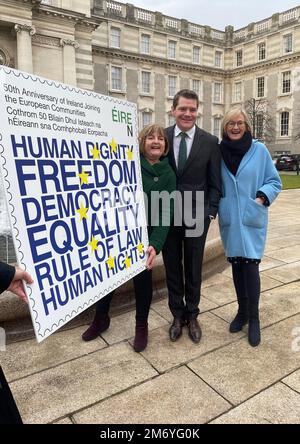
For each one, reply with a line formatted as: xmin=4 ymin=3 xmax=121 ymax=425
xmin=173 ymin=125 xmax=196 ymax=168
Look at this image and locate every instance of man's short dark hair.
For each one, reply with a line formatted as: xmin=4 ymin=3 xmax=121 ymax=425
xmin=173 ymin=89 xmax=199 ymax=109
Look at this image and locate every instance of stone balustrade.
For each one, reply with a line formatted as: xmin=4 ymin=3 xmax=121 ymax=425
xmin=91 ymin=0 xmax=300 ymax=45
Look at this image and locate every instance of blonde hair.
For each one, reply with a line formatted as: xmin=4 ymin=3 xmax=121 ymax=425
xmin=221 ymin=107 xmax=252 ymax=139
xmin=139 ymin=124 xmax=169 ymax=156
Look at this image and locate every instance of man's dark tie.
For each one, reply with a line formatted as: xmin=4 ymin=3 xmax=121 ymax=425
xmin=178 ymin=132 xmax=187 ymax=174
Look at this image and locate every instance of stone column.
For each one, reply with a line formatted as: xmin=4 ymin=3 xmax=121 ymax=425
xmin=181 ymin=19 xmax=189 ymax=36
xmin=224 ymin=79 xmax=232 ymax=110
xmin=271 ymin=13 xmax=280 ymax=29
xmin=14 ymin=24 xmax=36 ymax=73
xmin=155 ymin=12 xmax=163 ymax=28
xmin=60 ymin=38 xmax=79 ymax=86
xmin=126 ymin=4 xmax=135 ymax=21
xmin=225 ymin=25 xmax=234 ymax=45
xmin=92 ymin=0 xmax=105 ymax=15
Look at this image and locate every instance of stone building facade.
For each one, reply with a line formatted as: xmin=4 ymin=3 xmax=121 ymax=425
xmin=1 ymin=0 xmax=300 ymax=153
xmin=1 ymin=0 xmax=300 ymax=260
xmin=91 ymin=0 xmax=300 ymax=154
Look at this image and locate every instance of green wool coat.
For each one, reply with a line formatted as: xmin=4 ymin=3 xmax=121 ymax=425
xmin=140 ymin=155 xmax=176 ymax=254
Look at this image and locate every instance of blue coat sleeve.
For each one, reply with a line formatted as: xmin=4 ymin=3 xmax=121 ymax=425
xmin=257 ymin=149 xmax=282 ymax=205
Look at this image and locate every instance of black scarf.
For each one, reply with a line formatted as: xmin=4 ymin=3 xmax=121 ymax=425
xmin=220 ymin=131 xmax=252 ymax=176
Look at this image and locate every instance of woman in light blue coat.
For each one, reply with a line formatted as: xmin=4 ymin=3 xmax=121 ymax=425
xmin=219 ymin=107 xmax=281 ymax=347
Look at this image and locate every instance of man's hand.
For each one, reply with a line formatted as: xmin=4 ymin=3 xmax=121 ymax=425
xmin=146 ymin=246 xmax=156 ymax=270
xmin=7 ymin=267 xmax=33 ymax=303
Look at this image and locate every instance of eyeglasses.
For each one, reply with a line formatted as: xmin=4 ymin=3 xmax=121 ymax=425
xmin=227 ymin=121 xmax=246 ymax=128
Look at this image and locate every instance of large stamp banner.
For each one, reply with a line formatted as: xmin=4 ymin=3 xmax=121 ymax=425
xmin=0 ymin=67 xmax=148 ymax=342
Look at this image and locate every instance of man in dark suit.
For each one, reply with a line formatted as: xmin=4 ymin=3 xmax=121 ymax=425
xmin=163 ymin=89 xmax=222 ymax=343
xmin=0 ymin=262 xmax=33 ymax=424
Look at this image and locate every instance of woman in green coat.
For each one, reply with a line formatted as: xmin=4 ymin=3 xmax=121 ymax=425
xmin=82 ymin=124 xmax=176 ymax=351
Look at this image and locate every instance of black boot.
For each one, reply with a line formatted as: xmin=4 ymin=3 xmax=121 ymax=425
xmin=82 ymin=312 xmax=110 ymax=341
xmin=248 ymin=302 xmax=260 ymax=347
xmin=248 ymin=318 xmax=261 ymax=347
xmin=229 ymin=297 xmax=248 ymax=333
xmin=248 ymin=281 xmax=261 ymax=347
xmin=133 ymin=320 xmax=148 ymax=352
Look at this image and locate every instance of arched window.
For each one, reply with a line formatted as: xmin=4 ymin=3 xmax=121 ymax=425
xmin=0 ymin=48 xmax=11 ymax=66
xmin=0 ymin=49 xmax=6 ymax=65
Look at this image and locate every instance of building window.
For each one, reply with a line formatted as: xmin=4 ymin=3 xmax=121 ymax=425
xmin=256 ymin=114 xmax=264 ymax=139
xmin=280 ymin=112 xmax=289 ymax=136
xmin=142 ymin=111 xmax=152 ymax=128
xmin=168 ymin=114 xmax=175 ymax=126
xmin=0 ymin=48 xmax=10 ymax=67
xmin=234 ymin=82 xmax=242 ymax=102
xmin=192 ymin=46 xmax=200 ymax=64
xmin=213 ymin=117 xmax=221 ymax=138
xmin=111 ymin=66 xmax=122 ymax=91
xmin=140 ymin=34 xmax=150 ymax=54
xmin=141 ymin=71 xmax=151 ymax=94
xmin=215 ymin=51 xmax=222 ymax=67
xmin=236 ymin=50 xmax=243 ymax=67
xmin=213 ymin=82 xmax=222 ymax=103
xmin=257 ymin=77 xmax=265 ymax=98
xmin=258 ymin=42 xmax=266 ymax=61
xmin=0 ymin=50 xmax=6 ymax=65
xmin=168 ymin=75 xmax=177 ymax=97
xmin=282 ymin=71 xmax=291 ymax=94
xmin=110 ymin=27 xmax=121 ymax=48
xmin=168 ymin=41 xmax=177 ymax=59
xmin=283 ymin=34 xmax=293 ymax=54
xmin=192 ymin=79 xmax=201 ymax=99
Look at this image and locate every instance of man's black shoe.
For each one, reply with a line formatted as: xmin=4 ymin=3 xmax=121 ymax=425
xmin=187 ymin=318 xmax=202 ymax=343
xmin=169 ymin=318 xmax=184 ymax=342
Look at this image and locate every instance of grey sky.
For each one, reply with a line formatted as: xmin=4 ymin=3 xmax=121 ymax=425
xmin=117 ymin=0 xmax=300 ymax=30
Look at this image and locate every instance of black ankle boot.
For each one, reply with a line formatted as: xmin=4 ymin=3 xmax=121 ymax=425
xmin=82 ymin=312 xmax=110 ymax=341
xmin=248 ymin=295 xmax=261 ymax=347
xmin=229 ymin=311 xmax=248 ymax=333
xmin=133 ymin=321 xmax=148 ymax=352
xmin=248 ymin=318 xmax=260 ymax=347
